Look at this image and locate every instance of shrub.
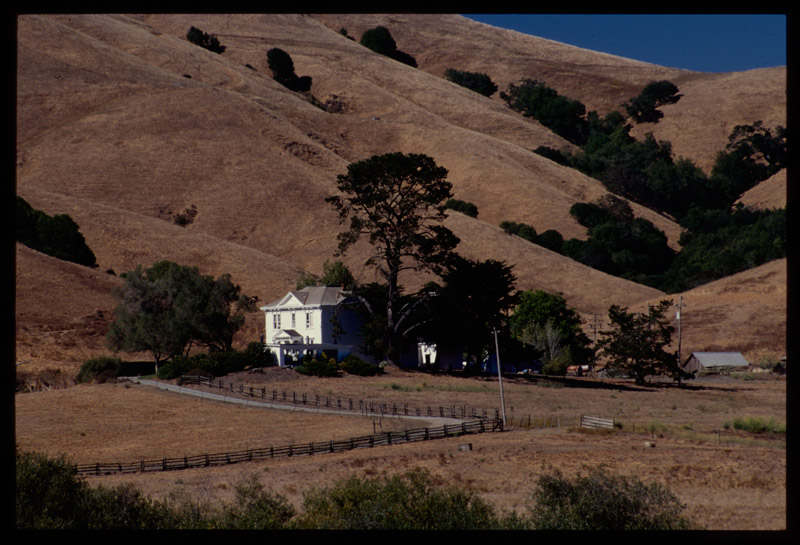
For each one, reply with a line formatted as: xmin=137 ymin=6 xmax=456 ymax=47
xmin=529 ymin=468 xmax=693 ymax=530
xmin=186 ymin=26 xmax=225 ymax=54
xmin=445 ymin=198 xmax=479 ymax=218
xmin=267 ymin=48 xmax=312 ymax=92
xmin=359 ymin=26 xmax=416 ymax=67
xmin=294 ymin=468 xmax=500 ymax=529
xmin=17 ymin=448 xmax=198 ymax=529
xmin=340 ymin=354 xmax=382 ymax=376
xmin=213 ymin=475 xmax=295 ymax=529
xmin=294 ymin=358 xmax=340 ymax=378
xmin=444 ymin=68 xmax=498 ymax=97
xmin=157 ymin=346 xmax=271 ymax=380
xmin=76 ymin=356 xmax=123 ymax=384
xmin=727 ymin=416 xmax=786 ymax=435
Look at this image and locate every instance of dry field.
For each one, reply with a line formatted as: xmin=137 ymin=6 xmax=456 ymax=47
xmin=15 ymin=366 xmax=786 ymax=531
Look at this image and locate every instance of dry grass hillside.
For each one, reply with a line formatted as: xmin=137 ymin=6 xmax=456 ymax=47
xmin=15 ymin=14 xmax=786 ymax=375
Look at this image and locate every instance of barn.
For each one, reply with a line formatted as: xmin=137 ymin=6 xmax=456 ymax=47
xmin=682 ymin=352 xmax=749 ymax=374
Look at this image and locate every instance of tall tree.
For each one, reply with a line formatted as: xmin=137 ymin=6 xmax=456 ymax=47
xmin=326 ymin=152 xmax=460 ymax=364
xmin=597 ymin=300 xmax=690 ymax=385
xmin=509 ymin=290 xmax=593 ymax=369
xmin=427 ymin=257 xmax=518 ymax=366
xmin=106 ymin=261 xmax=254 ymax=373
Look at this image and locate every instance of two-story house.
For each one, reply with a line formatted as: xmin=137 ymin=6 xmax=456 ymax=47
xmin=260 ymin=285 xmax=370 ymax=366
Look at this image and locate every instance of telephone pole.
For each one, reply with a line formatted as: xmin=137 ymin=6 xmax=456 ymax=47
xmin=493 ymin=328 xmax=507 ymax=427
xmin=674 ymin=295 xmax=684 ymax=364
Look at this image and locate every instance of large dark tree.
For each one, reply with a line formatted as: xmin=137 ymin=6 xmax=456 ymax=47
xmin=16 ymin=196 xmax=97 ymax=268
xmin=106 ymin=261 xmax=255 ymax=373
xmin=267 ymin=47 xmax=312 ymax=92
xmin=623 ymin=80 xmax=682 ymax=123
xmin=326 ymin=152 xmax=460 ymax=364
xmin=597 ymin=300 xmax=691 ymax=385
xmin=426 ymin=257 xmax=518 ymax=366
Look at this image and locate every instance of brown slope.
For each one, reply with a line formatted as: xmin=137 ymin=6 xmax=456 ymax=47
xmin=737 ymin=169 xmax=787 ymax=211
xmin=672 ymin=259 xmax=786 ymax=362
xmin=313 ymin=14 xmax=787 ymax=177
xmin=15 ymin=13 xmax=785 ymax=368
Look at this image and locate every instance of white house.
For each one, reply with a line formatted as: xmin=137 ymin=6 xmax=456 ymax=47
xmin=260 ymin=285 xmax=369 ymax=366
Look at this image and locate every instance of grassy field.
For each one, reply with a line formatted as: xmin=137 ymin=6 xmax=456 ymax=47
xmin=14 ymin=366 xmax=786 ymax=530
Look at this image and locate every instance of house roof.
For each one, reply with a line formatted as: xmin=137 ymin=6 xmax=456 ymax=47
xmin=261 ymin=285 xmax=352 ymax=310
xmin=685 ymin=352 xmax=749 ymax=368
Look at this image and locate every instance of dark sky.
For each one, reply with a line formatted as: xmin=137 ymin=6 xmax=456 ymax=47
xmin=462 ymin=14 xmax=787 ymax=73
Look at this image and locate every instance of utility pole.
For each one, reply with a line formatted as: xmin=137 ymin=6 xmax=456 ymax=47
xmin=493 ymin=328 xmax=507 ymax=427
xmin=674 ymin=295 xmax=684 ymax=364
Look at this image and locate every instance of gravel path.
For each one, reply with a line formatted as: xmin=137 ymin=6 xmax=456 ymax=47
xmin=128 ymin=378 xmax=464 ymax=425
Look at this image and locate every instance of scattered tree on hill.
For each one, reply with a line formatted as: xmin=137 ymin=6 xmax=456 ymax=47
xmin=16 ymin=196 xmax=97 ymax=268
xmin=106 ymin=261 xmax=255 ymax=373
xmin=359 ymin=26 xmax=417 ymax=67
xmin=445 ymin=198 xmax=479 ymax=218
xmin=623 ymin=80 xmax=682 ymax=123
xmin=597 ymin=299 xmax=691 ymax=385
xmin=267 ymin=47 xmax=312 ymax=92
xmin=326 ymin=152 xmax=460 ymax=365
xmin=500 ymin=79 xmax=589 ymax=145
xmin=709 ymin=120 xmax=787 ymax=203
xmin=186 ymin=26 xmax=226 ymax=54
xmin=444 ymin=68 xmax=498 ymax=97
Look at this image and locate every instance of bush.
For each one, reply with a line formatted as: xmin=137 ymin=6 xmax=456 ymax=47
xmin=359 ymin=26 xmax=416 ymax=67
xmin=294 ymin=468 xmax=500 ymax=529
xmin=294 ymin=358 xmax=340 ymax=378
xmin=76 ymin=356 xmax=123 ymax=384
xmin=213 ymin=475 xmax=295 ymax=529
xmin=157 ymin=346 xmax=273 ymax=380
xmin=267 ymin=48 xmax=312 ymax=92
xmin=444 ymin=68 xmax=497 ymax=97
xmin=445 ymin=198 xmax=479 ymax=218
xmin=340 ymin=354 xmax=382 ymax=376
xmin=529 ymin=468 xmax=693 ymax=530
xmin=186 ymin=26 xmax=225 ymax=54
xmin=726 ymin=416 xmax=786 ymax=435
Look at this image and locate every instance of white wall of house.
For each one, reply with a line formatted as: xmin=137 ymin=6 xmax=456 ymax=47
xmin=260 ymin=286 xmax=373 ymax=365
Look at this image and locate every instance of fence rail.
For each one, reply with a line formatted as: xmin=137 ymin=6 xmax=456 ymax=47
xmin=179 ymin=374 xmax=500 ymax=421
xmin=580 ymin=414 xmax=615 ymax=430
xmin=74 ymin=419 xmax=503 ymax=477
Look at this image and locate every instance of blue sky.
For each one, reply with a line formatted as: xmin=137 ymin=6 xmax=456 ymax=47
xmin=462 ymin=14 xmax=787 ymax=73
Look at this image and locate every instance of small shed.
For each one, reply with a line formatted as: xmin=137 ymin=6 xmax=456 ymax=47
xmin=682 ymin=352 xmax=749 ymax=373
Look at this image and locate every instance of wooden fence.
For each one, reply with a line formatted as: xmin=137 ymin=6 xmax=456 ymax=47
xmin=74 ymin=419 xmax=503 ymax=476
xmin=580 ymin=414 xmax=615 ymax=430
xmin=180 ymin=375 xmax=500 ymax=421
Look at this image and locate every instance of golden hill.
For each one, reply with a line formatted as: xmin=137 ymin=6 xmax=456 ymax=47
xmin=15 ymin=14 xmax=786 ymax=372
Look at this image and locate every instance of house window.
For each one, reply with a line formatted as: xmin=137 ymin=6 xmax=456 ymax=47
xmin=306 ymin=312 xmax=313 ymax=328
xmin=273 ymin=314 xmax=281 ymax=329
xmin=291 ymin=313 xmax=296 ymax=328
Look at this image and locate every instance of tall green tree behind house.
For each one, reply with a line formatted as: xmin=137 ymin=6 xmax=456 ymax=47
xmin=425 ymin=257 xmax=518 ymax=366
xmin=326 ymin=152 xmax=460 ymax=365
